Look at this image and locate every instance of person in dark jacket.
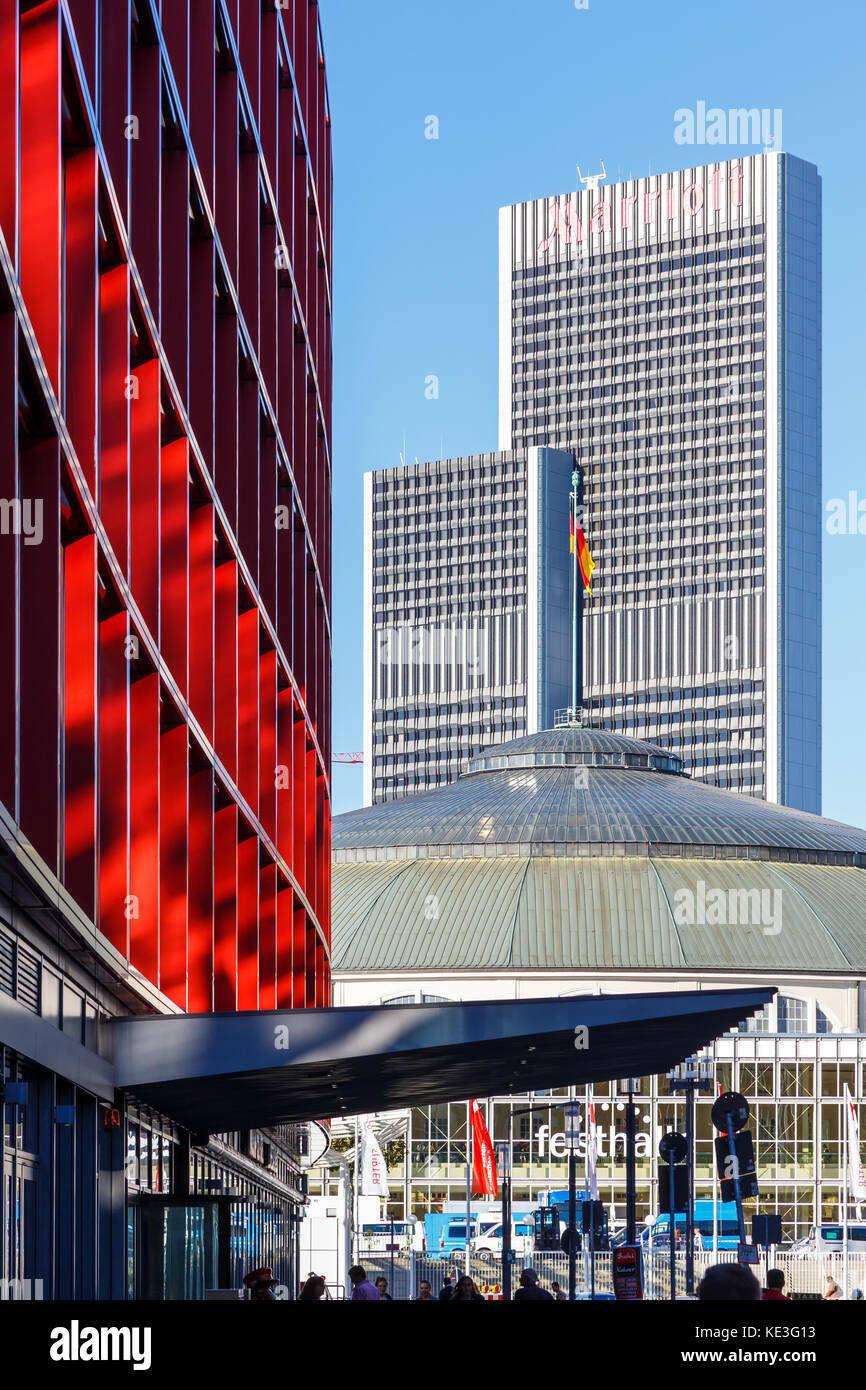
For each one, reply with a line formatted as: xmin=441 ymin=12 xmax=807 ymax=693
xmin=513 ymin=1268 xmax=554 ymax=1301
xmin=438 ymin=1274 xmax=456 ymax=1300
xmin=762 ymin=1269 xmax=789 ymax=1301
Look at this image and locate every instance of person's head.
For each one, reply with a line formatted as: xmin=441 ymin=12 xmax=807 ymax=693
xmin=767 ymin=1269 xmax=785 ymax=1291
xmin=348 ymin=1265 xmax=366 ymax=1286
xmin=454 ymin=1275 xmax=477 ymax=1299
xmin=519 ymin=1268 xmax=539 ymax=1287
xmin=419 ymin=1280 xmax=432 ymax=1299
xmin=299 ymin=1275 xmax=326 ymax=1301
xmin=551 ymin=1281 xmax=561 ymax=1293
xmin=852 ymin=1288 xmax=864 ymax=1301
xmin=698 ymin=1263 xmax=761 ymax=1301
xmin=375 ymin=1277 xmax=388 ymax=1295
xmin=250 ymin=1279 xmax=276 ymax=1301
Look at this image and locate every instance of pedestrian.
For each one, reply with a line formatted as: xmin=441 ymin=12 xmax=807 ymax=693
xmin=243 ymin=1265 xmax=278 ymax=1301
xmin=375 ymin=1276 xmax=393 ymax=1301
xmin=438 ymin=1274 xmax=455 ymax=1300
xmin=299 ymin=1274 xmax=326 ymax=1301
xmin=823 ymin=1275 xmax=841 ymax=1301
xmin=550 ymin=1280 xmax=567 ymax=1301
xmin=451 ymin=1275 xmax=484 ymax=1301
xmin=697 ymin=1263 xmax=761 ymax=1301
xmin=416 ymin=1279 xmax=435 ymax=1301
xmin=348 ymin=1264 xmax=381 ymax=1300
xmin=513 ymin=1268 xmax=554 ymax=1301
xmin=762 ymin=1269 xmax=789 ymax=1301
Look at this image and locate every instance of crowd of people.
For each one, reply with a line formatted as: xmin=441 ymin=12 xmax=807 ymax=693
xmin=245 ymin=1262 xmax=864 ymax=1301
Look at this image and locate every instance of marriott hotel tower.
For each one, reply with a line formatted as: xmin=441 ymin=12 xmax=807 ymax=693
xmin=500 ymin=152 xmax=821 ymax=811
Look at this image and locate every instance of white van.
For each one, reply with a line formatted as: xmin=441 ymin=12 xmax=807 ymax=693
xmin=802 ymin=1222 xmax=866 ymax=1255
xmin=471 ymin=1220 xmax=534 ymax=1260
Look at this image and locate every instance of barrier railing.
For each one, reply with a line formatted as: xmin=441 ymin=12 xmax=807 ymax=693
xmin=351 ymin=1249 xmax=866 ymax=1301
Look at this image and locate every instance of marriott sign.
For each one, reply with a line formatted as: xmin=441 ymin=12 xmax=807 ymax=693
xmin=521 ymin=153 xmax=768 ymax=263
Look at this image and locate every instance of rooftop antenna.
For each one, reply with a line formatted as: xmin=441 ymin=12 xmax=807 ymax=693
xmin=576 ymin=159 xmax=606 ymax=193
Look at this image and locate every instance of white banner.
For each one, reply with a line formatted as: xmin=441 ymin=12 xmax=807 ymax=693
xmin=360 ymin=1121 xmax=390 ymax=1198
xmin=845 ymin=1084 xmax=866 ymax=1204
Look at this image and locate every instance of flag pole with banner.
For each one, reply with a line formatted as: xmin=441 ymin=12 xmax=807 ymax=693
xmin=467 ymin=1099 xmax=498 ymax=1276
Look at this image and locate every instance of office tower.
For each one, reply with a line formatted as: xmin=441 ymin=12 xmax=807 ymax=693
xmin=363 ymin=447 xmax=576 ymax=803
xmin=0 ymin=1 xmax=331 ymax=1297
xmin=500 ymin=152 xmax=821 ymax=810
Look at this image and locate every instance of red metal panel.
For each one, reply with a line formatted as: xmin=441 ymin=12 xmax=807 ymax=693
xmin=18 ymin=438 xmax=60 ymax=869
xmin=129 ymin=358 xmax=161 ymax=637
xmin=98 ymin=609 xmax=129 ymax=954
xmin=130 ymin=31 xmax=160 ymax=311
xmin=214 ymin=314 xmax=238 ymax=528
xmin=236 ymin=830 xmax=259 ymax=1010
xmin=160 ymin=148 xmax=190 ymax=404
xmin=213 ymin=800 xmax=237 ymax=1011
xmin=188 ymin=501 xmax=214 ymax=740
xmin=237 ymin=607 xmax=259 ymax=813
xmin=159 ymin=721 xmax=188 ymax=1008
xmin=214 ymin=557 xmax=237 ymax=781
xmin=20 ymin=2 xmax=61 ymax=392
xmin=98 ymin=264 xmax=130 ymax=572
xmin=258 ymin=861 xmax=277 ymax=1011
xmin=187 ymin=762 xmax=214 ymax=1012
xmin=0 ymin=0 xmax=19 ymax=263
xmin=129 ymin=670 xmax=160 ymax=982
xmin=160 ymin=439 xmax=189 ymax=700
xmin=64 ymin=149 xmax=98 ymax=494
xmin=97 ymin=0 xmax=130 ymax=220
xmin=258 ymin=648 xmax=277 ymax=843
xmin=63 ymin=533 xmax=98 ymax=916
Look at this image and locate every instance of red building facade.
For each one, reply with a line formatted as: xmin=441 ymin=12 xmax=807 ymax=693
xmin=0 ymin=0 xmax=332 ymax=1013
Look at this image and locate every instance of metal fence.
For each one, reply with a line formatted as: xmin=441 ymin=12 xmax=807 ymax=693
xmin=353 ymin=1249 xmax=866 ymax=1301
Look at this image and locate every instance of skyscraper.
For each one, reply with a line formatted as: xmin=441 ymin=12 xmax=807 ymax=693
xmin=0 ymin=0 xmax=331 ymax=1297
xmin=363 ymin=447 xmax=576 ymax=803
xmin=500 ymin=152 xmax=821 ymax=811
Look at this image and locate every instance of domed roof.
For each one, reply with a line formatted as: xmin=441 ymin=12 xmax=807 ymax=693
xmin=332 ymin=728 xmax=866 ymax=866
xmin=331 ymin=729 xmax=866 ymax=976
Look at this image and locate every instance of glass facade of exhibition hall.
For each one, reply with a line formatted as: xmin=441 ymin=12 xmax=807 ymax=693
xmin=317 ymin=1024 xmax=866 ymax=1244
xmin=500 ymin=152 xmax=821 ymax=813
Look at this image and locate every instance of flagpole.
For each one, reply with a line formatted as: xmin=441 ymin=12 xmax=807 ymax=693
xmin=844 ymin=1131 xmax=850 ymax=1300
xmin=353 ymin=1115 xmax=359 ymax=1267
xmin=571 ymin=468 xmax=580 ymax=717
xmin=466 ymin=1100 xmax=472 ymax=1278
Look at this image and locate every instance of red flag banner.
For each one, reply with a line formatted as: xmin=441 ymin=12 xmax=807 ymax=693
xmin=470 ymin=1099 xmax=499 ymax=1197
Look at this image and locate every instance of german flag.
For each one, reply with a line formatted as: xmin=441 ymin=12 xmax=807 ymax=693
xmin=570 ymin=500 xmax=595 ymax=593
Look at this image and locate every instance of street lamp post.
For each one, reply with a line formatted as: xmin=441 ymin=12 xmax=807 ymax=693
xmin=565 ymin=1100 xmax=581 ymax=1301
xmin=497 ymin=1141 xmax=512 ymax=1301
xmin=667 ymin=1055 xmax=714 ymax=1295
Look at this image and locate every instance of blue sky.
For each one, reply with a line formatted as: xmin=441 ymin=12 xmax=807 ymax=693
xmin=320 ymin=0 xmax=866 ymax=822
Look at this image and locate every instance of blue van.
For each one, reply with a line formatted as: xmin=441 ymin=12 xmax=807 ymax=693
xmin=641 ymin=1201 xmax=741 ymax=1251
